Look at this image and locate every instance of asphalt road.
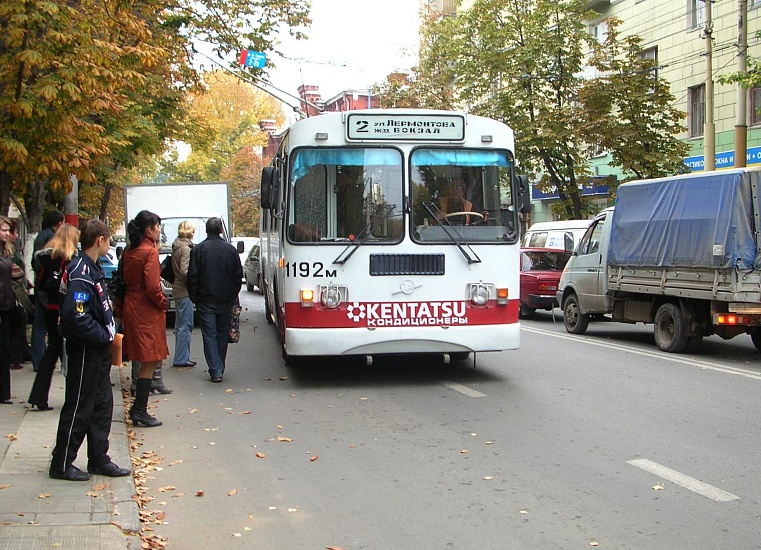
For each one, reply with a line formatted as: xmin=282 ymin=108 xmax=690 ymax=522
xmin=132 ymin=294 xmax=761 ymax=549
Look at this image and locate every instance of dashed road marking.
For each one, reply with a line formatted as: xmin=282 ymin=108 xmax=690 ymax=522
xmin=441 ymin=381 xmax=486 ymax=398
xmin=627 ymin=458 xmax=739 ymax=502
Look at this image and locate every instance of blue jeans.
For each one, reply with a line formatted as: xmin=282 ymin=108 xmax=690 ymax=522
xmin=173 ymin=297 xmax=193 ymax=365
xmin=196 ymin=302 xmax=232 ymax=378
xmin=31 ymin=295 xmax=47 ymax=370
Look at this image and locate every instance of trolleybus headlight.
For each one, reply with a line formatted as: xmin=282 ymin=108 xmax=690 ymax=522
xmin=321 ymin=284 xmax=341 ymax=309
xmin=496 ymin=288 xmax=508 ymax=305
xmin=471 ymin=284 xmax=489 ymax=306
xmin=300 ymin=289 xmax=315 ymax=307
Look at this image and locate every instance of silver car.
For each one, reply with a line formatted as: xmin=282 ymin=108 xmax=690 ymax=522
xmin=243 ymin=243 xmax=262 ymax=294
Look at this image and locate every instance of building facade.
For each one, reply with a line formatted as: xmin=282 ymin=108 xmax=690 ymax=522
xmin=585 ymin=0 xmax=761 ymax=175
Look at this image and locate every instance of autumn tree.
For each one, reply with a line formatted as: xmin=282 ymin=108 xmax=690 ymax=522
xmin=223 ymin=146 xmax=263 ymax=237
xmin=171 ymin=70 xmax=284 ymax=182
xmin=577 ymin=18 xmax=688 ymax=181
xmin=419 ymin=0 xmax=596 ymax=219
xmin=0 ymin=0 xmax=310 ymax=234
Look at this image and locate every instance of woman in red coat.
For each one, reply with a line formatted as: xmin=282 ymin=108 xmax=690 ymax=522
xmin=121 ymin=210 xmax=168 ymax=427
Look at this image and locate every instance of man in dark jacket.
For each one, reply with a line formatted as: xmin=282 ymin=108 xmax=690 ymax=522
xmin=50 ymin=219 xmax=130 ymax=481
xmin=187 ymin=217 xmax=242 ymax=383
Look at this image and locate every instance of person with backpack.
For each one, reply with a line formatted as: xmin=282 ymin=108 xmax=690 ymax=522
xmin=171 ymin=221 xmax=196 ymax=368
xmin=28 ymin=223 xmax=80 ymax=411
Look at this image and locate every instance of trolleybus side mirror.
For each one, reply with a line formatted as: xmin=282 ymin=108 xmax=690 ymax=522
xmin=261 ymin=166 xmax=278 ymax=210
xmin=516 ymin=175 xmax=531 ymax=215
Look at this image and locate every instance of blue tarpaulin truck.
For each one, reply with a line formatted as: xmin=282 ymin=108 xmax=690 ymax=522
xmin=556 ymin=168 xmax=761 ymax=353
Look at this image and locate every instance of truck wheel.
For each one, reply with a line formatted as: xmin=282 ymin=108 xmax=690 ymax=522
xmin=751 ymin=332 xmax=761 ymax=352
xmin=246 ymin=279 xmax=254 ymax=292
xmin=654 ymin=303 xmax=688 ymax=353
xmin=563 ymin=294 xmax=589 ymax=335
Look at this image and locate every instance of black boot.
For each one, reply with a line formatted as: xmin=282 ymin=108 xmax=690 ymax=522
xmin=130 ymin=378 xmax=162 ymax=427
xmin=151 ymin=365 xmax=173 ymax=394
xmin=130 ymin=361 xmax=140 ymax=397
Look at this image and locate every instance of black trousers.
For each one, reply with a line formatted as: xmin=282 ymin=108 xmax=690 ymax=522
xmin=50 ymin=342 xmax=113 ymax=472
xmin=28 ymin=309 xmax=62 ymax=406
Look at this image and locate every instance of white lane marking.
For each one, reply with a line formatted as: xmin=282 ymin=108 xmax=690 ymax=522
xmin=441 ymin=381 xmax=486 ymax=398
xmin=522 ymin=326 xmax=761 ymax=381
xmin=627 ymin=458 xmax=739 ymax=502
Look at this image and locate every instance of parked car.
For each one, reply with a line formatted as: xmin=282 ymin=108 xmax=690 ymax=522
xmin=99 ymin=248 xmax=118 ymax=281
xmin=243 ymin=243 xmax=262 ymax=294
xmin=521 ymin=220 xmax=591 ymax=252
xmin=235 ymin=237 xmax=259 ymax=282
xmin=519 ymin=248 xmax=572 ymax=317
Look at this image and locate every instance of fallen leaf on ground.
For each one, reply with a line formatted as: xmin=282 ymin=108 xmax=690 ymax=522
xmin=168 ymin=460 xmax=184 ymax=467
xmin=279 ymin=376 xmax=288 ymax=381
xmin=653 ymin=483 xmax=664 ymax=491
xmin=196 ymin=490 xmax=204 ymax=496
xmin=240 ymin=411 xmax=251 ymax=415
xmin=460 ymin=450 xmax=468 ymax=454
xmin=310 ymin=456 xmax=319 ymax=462
xmin=157 ymin=486 xmax=176 ymax=492
xmin=15 ymin=512 xmax=24 ymax=516
xmin=93 ymin=483 xmax=109 ymax=491
xmin=0 ymin=485 xmax=10 ymax=490
xmin=256 ymin=452 xmax=265 ymax=458
xmin=225 ymin=388 xmax=234 ymax=393
xmin=276 ymin=437 xmax=292 ymax=442
xmin=228 ymin=489 xmax=238 ymax=496
xmin=5 ymin=434 xmax=17 ymax=441
xmin=38 ymin=493 xmax=51 ymax=499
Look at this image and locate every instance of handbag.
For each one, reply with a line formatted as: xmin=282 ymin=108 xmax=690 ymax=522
xmin=160 ymin=254 xmax=175 ymax=284
xmin=228 ymin=301 xmax=242 ymax=343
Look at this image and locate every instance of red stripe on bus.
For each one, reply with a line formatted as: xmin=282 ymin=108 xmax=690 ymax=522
xmin=283 ymin=300 xmax=519 ymax=328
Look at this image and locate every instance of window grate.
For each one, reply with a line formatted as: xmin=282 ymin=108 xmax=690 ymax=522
xmin=369 ymin=254 xmax=445 ymax=276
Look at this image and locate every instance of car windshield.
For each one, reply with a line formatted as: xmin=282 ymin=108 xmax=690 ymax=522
xmin=521 ymin=251 xmax=572 ymax=272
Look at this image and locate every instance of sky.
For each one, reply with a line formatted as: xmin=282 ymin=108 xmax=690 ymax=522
xmin=263 ymin=0 xmax=421 ymax=108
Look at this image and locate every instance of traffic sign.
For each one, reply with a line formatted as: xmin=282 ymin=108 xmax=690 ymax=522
xmin=238 ymin=49 xmax=267 ymax=69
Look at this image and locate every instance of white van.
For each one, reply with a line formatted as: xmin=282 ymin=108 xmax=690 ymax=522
xmin=521 ymin=220 xmax=592 ymax=251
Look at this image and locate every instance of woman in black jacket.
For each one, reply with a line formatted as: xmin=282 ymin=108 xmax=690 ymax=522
xmin=27 ymin=223 xmax=80 ymax=411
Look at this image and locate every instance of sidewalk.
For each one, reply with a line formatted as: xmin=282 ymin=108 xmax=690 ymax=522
xmin=0 ymin=363 xmax=140 ymax=548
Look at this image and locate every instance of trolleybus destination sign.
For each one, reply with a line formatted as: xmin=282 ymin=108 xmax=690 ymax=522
xmin=346 ymin=113 xmax=465 ymax=142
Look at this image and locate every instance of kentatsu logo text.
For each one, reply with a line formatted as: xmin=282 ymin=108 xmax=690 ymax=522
xmin=347 ymin=301 xmax=469 ymax=326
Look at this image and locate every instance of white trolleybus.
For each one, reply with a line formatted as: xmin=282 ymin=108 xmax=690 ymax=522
xmin=259 ymin=109 xmax=530 ymax=365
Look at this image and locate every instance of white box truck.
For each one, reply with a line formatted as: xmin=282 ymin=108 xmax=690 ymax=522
xmin=124 ymin=182 xmax=241 ymax=311
xmin=556 ymin=168 xmax=761 ymax=353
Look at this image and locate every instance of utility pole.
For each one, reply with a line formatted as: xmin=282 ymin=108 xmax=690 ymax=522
xmin=704 ymin=0 xmax=715 ymax=171
xmin=735 ymin=0 xmax=748 ymax=168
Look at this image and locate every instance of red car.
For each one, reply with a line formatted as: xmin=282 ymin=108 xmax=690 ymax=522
xmin=520 ymin=248 xmax=572 ymax=318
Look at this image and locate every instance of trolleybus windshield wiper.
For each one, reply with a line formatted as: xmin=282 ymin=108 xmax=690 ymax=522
xmin=422 ymin=202 xmax=481 ymax=264
xmin=332 ymin=206 xmax=395 ymax=265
